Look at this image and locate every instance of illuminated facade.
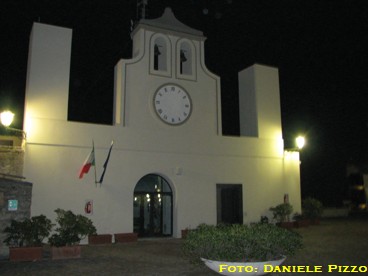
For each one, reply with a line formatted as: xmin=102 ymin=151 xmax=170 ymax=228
xmin=23 ymin=8 xmax=301 ymax=239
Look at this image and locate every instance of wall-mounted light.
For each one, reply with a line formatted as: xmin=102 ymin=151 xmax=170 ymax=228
xmin=285 ymin=136 xmax=306 ymax=152
xmin=296 ymin=136 xmax=305 ymax=150
xmin=0 ymin=110 xmax=26 ymax=139
xmin=0 ymin=110 xmax=15 ymax=127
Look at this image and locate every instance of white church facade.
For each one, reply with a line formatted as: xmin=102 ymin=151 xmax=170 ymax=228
xmin=23 ymin=8 xmax=301 ymax=239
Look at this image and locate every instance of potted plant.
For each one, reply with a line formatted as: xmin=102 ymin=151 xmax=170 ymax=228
xmin=302 ymin=197 xmax=323 ymax=224
xmin=292 ymin=213 xmax=309 ymax=228
xmin=3 ymin=215 xmax=53 ymax=261
xmin=48 ymin=209 xmax=96 ymax=259
xmin=269 ymin=203 xmax=294 ymax=229
xmin=182 ymin=223 xmax=303 ymax=275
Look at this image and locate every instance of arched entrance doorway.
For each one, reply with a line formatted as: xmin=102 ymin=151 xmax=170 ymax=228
xmin=133 ymin=174 xmax=173 ymax=237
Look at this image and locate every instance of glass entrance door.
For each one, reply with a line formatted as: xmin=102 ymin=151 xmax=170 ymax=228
xmin=133 ymin=174 xmax=173 ymax=237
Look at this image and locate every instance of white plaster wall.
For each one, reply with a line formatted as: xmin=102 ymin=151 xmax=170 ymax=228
xmin=364 ymin=174 xmax=368 ymax=205
xmin=239 ymin=64 xmax=282 ymax=140
xmin=24 ymin=23 xmax=71 ymax=122
xmin=25 ymin=141 xmax=301 ymax=237
xmin=24 ymin=118 xmax=299 ymax=239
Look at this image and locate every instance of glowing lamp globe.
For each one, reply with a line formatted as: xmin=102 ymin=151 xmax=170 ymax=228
xmin=0 ymin=110 xmax=15 ymax=127
xmin=296 ymin=136 xmax=305 ymax=150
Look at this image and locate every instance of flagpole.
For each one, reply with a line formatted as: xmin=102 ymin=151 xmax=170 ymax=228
xmin=93 ymin=140 xmax=98 ymax=187
xmin=98 ymin=140 xmax=114 ymax=187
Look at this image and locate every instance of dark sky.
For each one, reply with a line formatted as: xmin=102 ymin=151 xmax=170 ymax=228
xmin=1 ymin=0 xmax=368 ymax=206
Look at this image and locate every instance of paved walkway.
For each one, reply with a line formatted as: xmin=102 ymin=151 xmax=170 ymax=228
xmin=0 ymin=238 xmax=216 ymax=276
xmin=2 ymin=218 xmax=368 ymax=276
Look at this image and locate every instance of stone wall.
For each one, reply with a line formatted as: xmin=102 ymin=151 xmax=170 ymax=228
xmin=0 ymin=142 xmax=24 ymax=178
xmin=0 ymin=178 xmax=32 ymax=259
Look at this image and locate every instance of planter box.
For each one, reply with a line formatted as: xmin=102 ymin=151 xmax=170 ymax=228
xmin=51 ymin=245 xmax=81 ymax=260
xmin=309 ymin=218 xmax=320 ymax=225
xmin=114 ymin=233 xmax=138 ymax=243
xmin=88 ymin=234 xmax=112 ymax=245
xmin=9 ymin=247 xmax=43 ymax=262
xmin=294 ymin=219 xmax=310 ymax=228
xmin=277 ymin=221 xmax=294 ymax=230
xmin=181 ymin=229 xmax=189 ymax=239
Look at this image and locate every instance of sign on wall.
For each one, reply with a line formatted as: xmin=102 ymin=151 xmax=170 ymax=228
xmin=8 ymin=199 xmax=18 ymax=211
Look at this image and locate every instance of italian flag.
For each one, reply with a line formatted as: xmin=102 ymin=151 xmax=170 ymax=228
xmin=79 ymin=147 xmax=95 ymax=179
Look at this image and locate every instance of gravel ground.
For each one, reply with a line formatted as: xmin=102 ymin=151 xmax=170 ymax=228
xmin=1 ymin=217 xmax=367 ymax=276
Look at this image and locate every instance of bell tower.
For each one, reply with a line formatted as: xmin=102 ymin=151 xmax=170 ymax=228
xmin=114 ymin=7 xmax=222 ymax=136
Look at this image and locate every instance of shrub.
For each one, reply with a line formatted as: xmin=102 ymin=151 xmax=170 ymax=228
xmin=270 ymin=203 xmax=293 ymax=223
xmin=3 ymin=215 xmax=53 ymax=247
xmin=48 ymin=209 xmax=96 ymax=247
xmin=292 ymin=212 xmax=305 ymax=221
xmin=302 ymin=197 xmax=323 ymax=219
xmin=182 ymin=223 xmax=303 ymax=263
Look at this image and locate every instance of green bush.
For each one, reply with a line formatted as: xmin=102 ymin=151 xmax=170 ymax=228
xmin=182 ymin=223 xmax=303 ymax=263
xmin=302 ymin=197 xmax=323 ymax=219
xmin=48 ymin=209 xmax=96 ymax=247
xmin=3 ymin=215 xmax=53 ymax=247
xmin=269 ymin=203 xmax=293 ymax=223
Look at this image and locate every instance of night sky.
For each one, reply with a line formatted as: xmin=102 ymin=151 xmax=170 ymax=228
xmin=1 ymin=0 xmax=368 ymax=206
